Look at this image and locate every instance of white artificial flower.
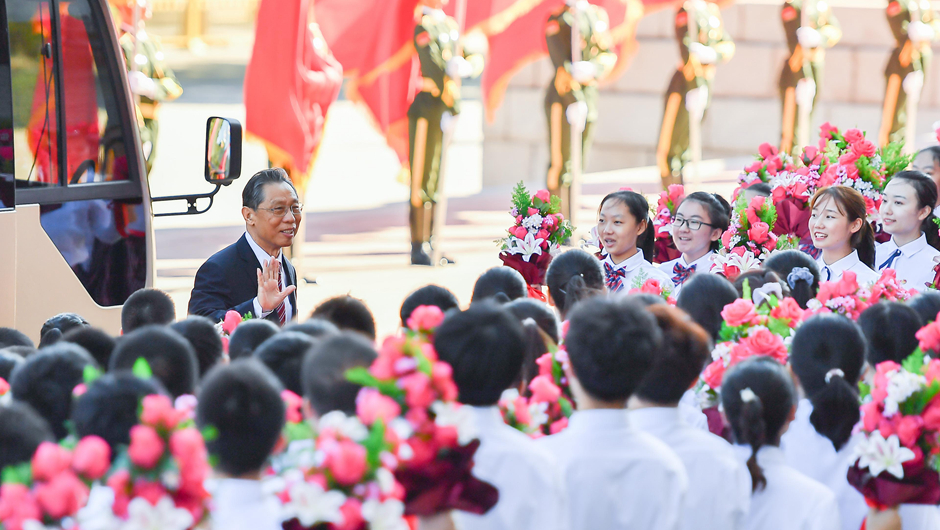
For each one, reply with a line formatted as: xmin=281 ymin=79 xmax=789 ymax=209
xmin=528 ymin=401 xmax=550 ymax=427
xmin=121 ymin=496 xmax=193 ymax=530
xmin=522 ymin=214 xmax=543 ymax=232
xmin=431 ymin=401 xmax=477 ymax=445
xmin=22 ymin=521 xmax=60 ymax=530
xmin=580 ymin=226 xmax=602 ymax=253
xmin=317 ymin=411 xmax=368 ymax=441
xmin=499 ymin=388 xmax=521 ymax=408
xmin=506 ymin=232 xmax=544 ymax=263
xmin=375 ymin=467 xmax=396 ymax=495
xmin=361 ymin=499 xmax=409 ymax=530
xmin=76 ymin=485 xmax=121 ymax=530
xmin=806 ymin=298 xmax=823 ymax=311
xmin=711 ymin=342 xmax=733 ymax=366
xmin=714 ymin=251 xmax=762 ymax=276
xmin=882 ymin=369 xmax=926 ymax=417
xmin=854 ymin=431 xmax=916 ymax=479
xmin=284 ymin=481 xmax=346 ymax=527
xmin=389 ymin=418 xmax=414 ymax=441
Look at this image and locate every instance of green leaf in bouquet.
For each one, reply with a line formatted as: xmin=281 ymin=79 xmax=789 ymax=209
xmin=283 ymin=421 xmax=315 ymax=444
xmin=767 ymin=318 xmax=792 ymax=338
xmin=717 ymin=322 xmax=736 ymax=343
xmin=1 ymin=462 xmax=32 ymax=485
xmin=741 ymin=279 xmax=753 ymax=303
xmin=242 ymin=312 xmax=254 ymax=320
xmin=346 ymin=367 xmax=380 ymax=387
xmin=879 ymin=142 xmax=915 ymax=182
xmin=550 ymin=194 xmax=562 ymax=214
xmin=201 ymin=425 xmax=219 ymax=443
xmin=911 ymin=380 xmax=940 ymax=416
xmin=559 ymin=396 xmax=574 ymax=418
xmin=903 ymin=349 xmax=927 ymax=376
xmin=132 ymin=357 xmax=153 ymax=380
xmin=83 ymin=365 xmax=102 ymax=385
xmin=858 ymin=380 xmax=871 ymax=400
xmin=511 ymin=182 xmax=531 ymax=213
xmin=362 ymin=420 xmax=388 ymax=470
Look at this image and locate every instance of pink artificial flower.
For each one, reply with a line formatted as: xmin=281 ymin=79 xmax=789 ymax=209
xmin=861 ymin=401 xmax=883 ymax=433
xmin=31 ymin=442 xmax=72 ymax=482
xmin=140 ymin=394 xmax=184 ymax=430
xmin=281 ymin=390 xmax=304 ymax=423
xmin=721 ymin=229 xmax=734 ymax=250
xmin=923 ymin=397 xmax=940 ymax=431
xmin=747 ymin=221 xmax=770 ymax=244
xmin=529 ymin=375 xmax=562 ymax=403
xmin=926 ymin=359 xmax=940 ymax=384
xmin=749 ymin=195 xmax=766 ymax=211
xmin=514 ymin=396 xmax=532 ymax=425
xmin=535 ymin=353 xmax=554 ymax=377
xmin=536 ymin=229 xmax=550 ymax=241
xmin=356 ymin=388 xmax=402 ymax=425
xmin=132 ymin=480 xmax=167 ymax=506
xmin=128 ymin=425 xmax=165 ymax=469
xmin=897 ymin=415 xmax=924 ymax=448
xmin=667 ymin=184 xmax=684 ymax=202
xmin=72 ymin=436 xmax=111 ymax=481
xmin=878 ymin=416 xmax=900 ymax=439
xmin=758 ymin=143 xmax=778 ymax=160
xmin=35 ymin=470 xmax=89 ymax=519
xmin=721 ymin=299 xmax=759 ymax=328
xmin=722 ymin=264 xmax=742 ymax=282
xmin=107 ymin=470 xmax=132 ymax=517
xmin=336 ymin=499 xmax=366 ymax=530
xmin=516 ymin=215 xmax=524 ymax=224
xmin=542 ymin=215 xmax=557 ymax=229
xmin=742 ymin=329 xmax=787 ymax=361
xmin=702 ymin=361 xmax=726 ymax=389
xmin=510 ymin=226 xmax=529 ymax=239
xmin=220 ymin=336 xmax=229 ymax=354
xmin=772 ymin=186 xmax=787 ymax=204
xmin=222 ymin=310 xmax=242 ymax=335
xmin=534 ymin=189 xmax=551 ymax=203
xmin=72 ymin=383 xmax=87 ymax=398
xmin=843 ymin=128 xmax=864 ymax=144
xmin=916 ymin=321 xmax=940 ymax=354
xmin=852 ymin=140 xmax=877 ymax=158
xmin=0 ymin=483 xmax=42 ymax=530
xmin=398 ymin=372 xmax=435 ymax=409
xmin=549 ymin=417 xmax=569 ymax=434
xmin=637 ymin=279 xmax=664 ymax=295
xmin=802 ymin=146 xmax=820 ymax=165
xmin=770 ymin=297 xmax=804 ymax=324
xmin=527 ymin=207 xmax=539 ymax=216
xmin=762 ymin=233 xmax=778 ymax=252
xmin=820 ymin=122 xmax=839 ymax=140
xmin=327 ymin=440 xmax=368 ymax=485
xmin=0 ymin=377 xmax=8 ymax=396
xmin=407 ymin=305 xmax=445 ymax=332
xmin=838 ymin=152 xmax=859 ymax=166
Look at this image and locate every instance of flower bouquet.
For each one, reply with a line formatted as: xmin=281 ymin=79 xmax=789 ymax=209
xmin=216 ymin=309 xmax=254 ymax=353
xmin=104 ymin=394 xmax=211 ymax=530
xmin=0 ymin=436 xmax=111 ymax=530
xmin=628 ymin=278 xmax=677 ymax=305
xmin=866 ymin=269 xmax=916 ymax=305
xmin=847 ymin=350 xmax=940 ymax=509
xmin=345 ymin=308 xmax=498 ymax=517
xmin=714 ymin=195 xmax=786 ymax=281
xmin=805 ymin=271 xmax=870 ymax=320
xmin=498 ymin=182 xmax=574 ymax=301
xmin=652 ymin=185 xmax=685 ymax=264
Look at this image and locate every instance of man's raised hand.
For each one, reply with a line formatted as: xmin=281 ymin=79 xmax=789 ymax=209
xmin=256 ymin=258 xmax=295 ymax=312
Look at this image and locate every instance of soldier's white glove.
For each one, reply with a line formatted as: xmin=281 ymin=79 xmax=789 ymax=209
xmin=566 ymin=101 xmax=588 ymax=132
xmin=903 ymin=70 xmax=925 ymax=97
xmin=128 ymin=70 xmax=157 ymax=99
xmin=445 ymin=57 xmax=473 ymax=78
xmin=908 ymin=20 xmax=935 ymax=43
xmin=570 ymin=61 xmax=598 ymax=84
xmin=685 ymin=85 xmax=709 ymax=119
xmin=796 ymin=27 xmax=823 ymax=49
xmin=795 ymin=78 xmax=817 ymax=107
xmin=689 ymin=42 xmax=717 ymax=64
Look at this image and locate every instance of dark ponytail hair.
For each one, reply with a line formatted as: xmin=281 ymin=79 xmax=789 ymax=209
xmin=546 ymin=249 xmax=606 ymax=319
xmin=599 ymin=190 xmax=655 ymax=262
xmin=679 ymin=192 xmax=732 ymax=252
xmin=720 ymin=357 xmax=796 ymax=493
xmin=909 ymin=291 xmax=940 ymax=325
xmin=764 ymin=250 xmax=820 ymax=309
xmin=888 ymin=171 xmax=940 ymax=251
xmin=857 ymin=302 xmax=923 ymax=365
xmin=789 ymin=314 xmax=866 ymax=450
xmin=810 ymin=186 xmax=876 ymax=268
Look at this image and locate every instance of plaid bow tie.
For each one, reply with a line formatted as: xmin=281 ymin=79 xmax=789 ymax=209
xmin=672 ymin=263 xmax=696 ymax=286
xmin=604 ymin=262 xmax=627 ymax=292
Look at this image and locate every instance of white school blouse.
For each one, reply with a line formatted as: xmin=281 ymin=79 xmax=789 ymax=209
xmin=630 ymin=407 xmax=750 ymax=530
xmin=734 ymin=445 xmax=840 ymax=530
xmin=816 ymin=250 xmax=879 ymax=285
xmin=658 ymin=252 xmax=716 ymax=296
xmin=782 ymin=400 xmax=940 ymax=530
xmin=603 ymin=250 xmax=676 ymax=294
xmin=453 ymin=407 xmax=566 ymax=530
xmin=210 ymin=478 xmax=283 ymax=530
xmin=538 ymin=409 xmax=688 ymax=530
xmin=875 ymin=234 xmax=940 ymax=292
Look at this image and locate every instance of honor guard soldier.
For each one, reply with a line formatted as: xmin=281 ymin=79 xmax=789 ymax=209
xmin=111 ymin=0 xmax=183 ymax=175
xmin=409 ymin=0 xmax=484 ymax=266
xmin=656 ymin=0 xmax=734 ymax=188
xmin=544 ymin=0 xmax=617 ymax=221
xmin=779 ymin=0 xmax=841 ymax=154
xmin=879 ymin=0 xmax=940 ymax=147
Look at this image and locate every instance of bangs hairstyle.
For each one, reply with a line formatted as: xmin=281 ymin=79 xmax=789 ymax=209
xmin=598 ymin=190 xmax=655 ymax=262
xmin=809 ymin=186 xmax=875 ymax=268
xmin=678 ymin=192 xmax=732 ymax=252
xmin=888 ymin=171 xmax=940 ymax=251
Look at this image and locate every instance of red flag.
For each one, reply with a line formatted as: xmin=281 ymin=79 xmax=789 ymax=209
xmin=244 ymin=0 xmax=343 ymax=175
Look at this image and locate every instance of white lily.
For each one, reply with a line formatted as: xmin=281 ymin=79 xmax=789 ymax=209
xmin=715 ymin=250 xmax=763 ymax=275
xmin=120 ymin=496 xmax=193 ymax=530
xmin=528 ymin=401 xmax=550 ymax=427
xmin=507 ymin=232 xmax=544 ymax=263
xmin=284 ymin=481 xmax=346 ymax=527
xmin=317 ymin=410 xmax=369 ymax=441
xmin=883 ymin=369 xmax=926 ymax=417
xmin=361 ymin=499 xmax=409 ymax=530
xmin=854 ymin=431 xmax=916 ymax=479
xmin=431 ymin=401 xmax=477 ymax=445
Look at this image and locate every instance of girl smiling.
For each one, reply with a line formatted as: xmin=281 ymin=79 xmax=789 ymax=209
xmin=658 ymin=192 xmax=731 ymax=293
xmin=597 ymin=190 xmax=675 ymax=293
xmin=875 ymin=171 xmax=940 ymax=291
xmin=809 ymin=186 xmax=878 ymax=285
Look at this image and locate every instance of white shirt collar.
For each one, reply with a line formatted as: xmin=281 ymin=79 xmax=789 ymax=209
xmin=605 ymin=249 xmax=647 ymax=272
xmin=886 ymin=233 xmax=930 ymax=256
xmin=681 ymin=251 xmax=714 ymax=270
xmin=567 ymin=408 xmax=632 ymax=432
xmin=629 ymin=406 xmax=683 ymax=431
xmin=817 ymin=249 xmax=861 ymax=276
xmin=244 ymin=231 xmax=282 ymax=266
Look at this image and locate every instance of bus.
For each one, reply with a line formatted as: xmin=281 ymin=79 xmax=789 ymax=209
xmin=0 ymin=0 xmax=242 ymax=342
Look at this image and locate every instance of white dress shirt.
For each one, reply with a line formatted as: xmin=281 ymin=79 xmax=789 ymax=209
xmin=678 ymin=389 xmax=709 ymax=431
xmin=210 ymin=478 xmax=283 ymax=530
xmin=538 ymin=409 xmax=688 ymax=530
xmin=734 ymin=445 xmax=840 ymax=530
xmin=631 ymin=407 xmax=750 ymax=530
xmin=453 ymin=407 xmax=566 ymax=530
xmin=658 ymin=252 xmax=716 ymax=296
xmin=603 ymin=250 xmax=677 ymax=294
xmin=875 ymin=234 xmax=940 ymax=292
xmin=816 ymin=250 xmax=878 ymax=285
xmin=782 ymin=400 xmax=940 ymax=530
xmin=244 ymin=231 xmax=294 ymax=321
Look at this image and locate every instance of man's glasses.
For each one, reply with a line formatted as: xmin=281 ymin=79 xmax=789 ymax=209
xmin=672 ymin=216 xmax=714 ymax=231
xmin=257 ymin=204 xmax=304 ymax=217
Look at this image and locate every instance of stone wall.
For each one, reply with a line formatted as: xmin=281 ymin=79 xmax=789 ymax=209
xmin=482 ymin=0 xmax=940 ymax=186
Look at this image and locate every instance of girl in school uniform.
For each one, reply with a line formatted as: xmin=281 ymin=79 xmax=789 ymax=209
xmin=809 ymin=186 xmax=878 ymax=285
xmin=721 ymin=356 xmax=841 ymax=530
xmin=596 ymin=190 xmax=675 ymax=294
xmin=876 ymin=171 xmax=940 ymax=292
xmin=780 ymin=314 xmax=868 ymax=530
xmin=658 ymin=192 xmax=732 ymax=295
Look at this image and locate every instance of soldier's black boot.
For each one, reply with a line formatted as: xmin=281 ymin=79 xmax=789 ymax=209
xmin=411 ymin=242 xmax=432 ymax=266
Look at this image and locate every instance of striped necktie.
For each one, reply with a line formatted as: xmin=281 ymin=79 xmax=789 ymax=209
xmin=276 ymin=265 xmax=286 ymax=325
xmin=878 ymin=249 xmax=902 ymax=271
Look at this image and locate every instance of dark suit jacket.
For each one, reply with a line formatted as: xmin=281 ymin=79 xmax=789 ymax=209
xmin=188 ymin=234 xmax=297 ymax=323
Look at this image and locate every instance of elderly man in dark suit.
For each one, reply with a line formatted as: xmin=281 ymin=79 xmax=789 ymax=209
xmin=189 ymin=168 xmax=300 ymax=324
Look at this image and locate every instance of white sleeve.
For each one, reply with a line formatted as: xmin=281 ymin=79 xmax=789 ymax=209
xmin=807 ymin=493 xmax=841 ymax=530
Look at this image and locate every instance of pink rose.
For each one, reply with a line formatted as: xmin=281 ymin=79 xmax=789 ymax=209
xmin=536 ymin=229 xmax=550 ymax=241
xmin=758 ymin=143 xmax=778 ymax=160
xmin=529 ymin=375 xmax=562 ymax=403
xmin=701 ymin=360 xmax=726 ymax=389
xmin=220 ymin=336 xmax=229 ymax=353
xmin=745 ymin=161 xmax=762 ymax=173
xmin=749 ymin=196 xmax=766 ymax=211
xmin=878 ymin=417 xmax=899 ymax=439
xmin=721 ymin=299 xmax=759 ymax=328
xmin=140 ymin=394 xmax=183 ymax=430
xmin=549 ymin=417 xmax=569 ymax=434
xmin=639 ymin=278 xmax=663 ymax=295
xmin=534 ymin=189 xmax=551 ymax=203
xmin=516 ymin=215 xmax=524 ymax=224
xmin=923 ymin=398 xmax=940 ymax=430
xmin=770 ymin=298 xmax=804 ymax=324
xmin=510 ymin=226 xmax=528 ymax=239
xmin=72 ymin=436 xmax=111 ymax=480
xmin=527 ymin=207 xmax=539 ymax=216
xmin=917 ymin=322 xmax=940 ymax=354
xmin=398 ymin=372 xmax=435 ymax=409
xmin=128 ymin=425 xmax=165 ymax=469
xmin=336 ymin=499 xmax=365 ymax=530
xmin=926 ymin=359 xmax=940 ymax=384
xmin=131 ymin=480 xmax=167 ymax=506
xmin=667 ymin=184 xmax=684 ymax=202
xmin=721 ymin=229 xmax=734 ymax=250
xmin=35 ymin=471 xmax=88 ymax=519
xmin=169 ymin=427 xmax=206 ymax=464
xmin=535 ymin=353 xmax=554 ymax=376
xmin=0 ymin=483 xmax=42 ymax=530
xmin=31 ymin=442 xmax=72 ymax=482
xmin=742 ymin=329 xmax=787 ymax=360
xmin=861 ymin=401 xmax=883 ymax=432
xmin=844 ymin=128 xmax=864 ymax=144
xmin=897 ymin=415 xmax=924 ymax=448
xmin=356 ymin=388 xmax=402 ymax=425
xmin=327 ymin=440 xmax=368 ymax=485
xmin=406 ymin=305 xmax=445 ymax=332
xmin=852 ymin=140 xmax=877 ymax=158
xmin=281 ymin=390 xmax=304 ymax=423
xmin=107 ymin=470 xmax=132 ymax=517
xmin=222 ymin=310 xmax=242 ymax=335
xmin=838 ymin=152 xmax=858 ymax=165
xmin=747 ymin=221 xmax=770 ymax=244
xmin=514 ymin=396 xmax=532 ymax=425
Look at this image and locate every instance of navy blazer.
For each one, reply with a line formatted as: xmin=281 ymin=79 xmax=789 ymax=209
xmin=188 ymin=234 xmax=297 ymax=323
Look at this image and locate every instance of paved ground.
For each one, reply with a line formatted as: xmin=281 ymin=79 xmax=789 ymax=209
xmin=148 ymin=28 xmax=743 ymax=338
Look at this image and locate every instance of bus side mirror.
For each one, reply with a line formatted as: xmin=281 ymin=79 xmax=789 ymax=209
xmin=204 ymin=117 xmax=242 ymax=185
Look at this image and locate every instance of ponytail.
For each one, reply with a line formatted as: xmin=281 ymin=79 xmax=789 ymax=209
xmin=764 ymin=251 xmax=820 ymax=309
xmin=737 ymin=388 xmax=768 ymax=492
xmin=854 ymin=221 xmax=876 ymax=269
xmin=808 ymin=369 xmax=860 ymax=450
xmin=638 ymin=219 xmax=655 ymax=263
xmin=922 ymin=213 xmax=940 ymax=251
xmin=546 ymin=249 xmax=606 ymax=318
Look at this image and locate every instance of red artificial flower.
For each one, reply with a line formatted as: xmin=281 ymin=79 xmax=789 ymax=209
xmin=406 ymin=305 xmax=445 ymax=333
xmin=127 ymin=425 xmax=165 ymax=469
xmin=721 ymin=299 xmax=759 ymax=328
xmin=72 ymin=436 xmax=111 ymax=481
xmin=222 ymin=310 xmax=242 ymax=335
xmin=31 ymin=442 xmax=72 ymax=482
xmin=852 ymin=140 xmax=877 ymax=158
xmin=35 ymin=470 xmax=88 ymax=519
xmin=356 ymin=388 xmax=402 ymax=426
xmin=747 ymin=221 xmax=771 ymax=244
xmin=844 ymin=128 xmax=864 ymax=144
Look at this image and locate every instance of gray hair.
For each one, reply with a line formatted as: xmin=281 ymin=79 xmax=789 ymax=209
xmin=241 ymin=168 xmax=297 ymax=209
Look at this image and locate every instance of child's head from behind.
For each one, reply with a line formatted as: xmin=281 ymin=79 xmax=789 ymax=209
xmin=545 ymin=249 xmax=605 ymax=319
xmin=301 ymin=332 xmax=378 ymax=417
xmin=633 ymin=305 xmax=711 ymax=406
